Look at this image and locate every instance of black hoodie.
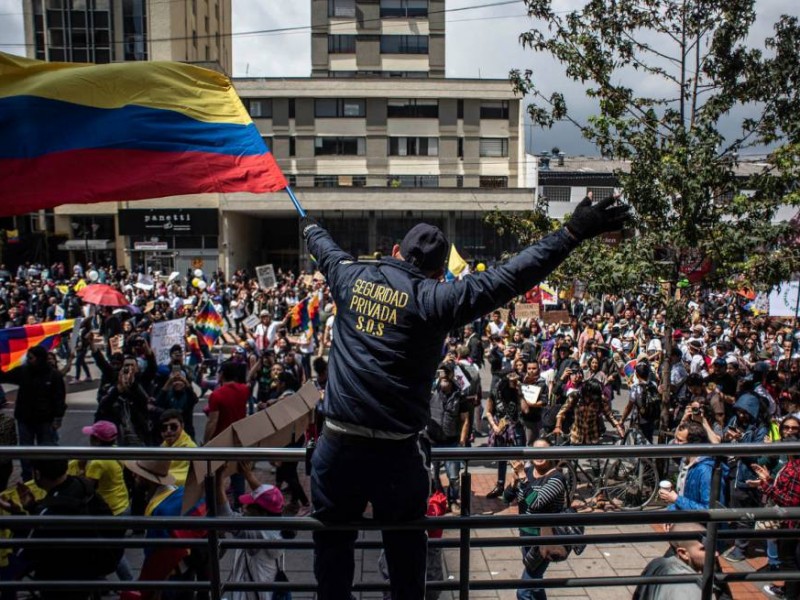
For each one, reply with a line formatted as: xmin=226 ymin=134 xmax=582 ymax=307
xmin=0 ymin=346 xmax=66 ymax=423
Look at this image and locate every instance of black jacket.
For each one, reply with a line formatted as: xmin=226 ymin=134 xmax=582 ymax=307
xmin=0 ymin=364 xmax=66 ymax=424
xmin=305 ymin=224 xmax=577 ymax=434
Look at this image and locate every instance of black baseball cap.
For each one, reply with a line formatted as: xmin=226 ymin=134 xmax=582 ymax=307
xmin=399 ymin=223 xmax=449 ymax=272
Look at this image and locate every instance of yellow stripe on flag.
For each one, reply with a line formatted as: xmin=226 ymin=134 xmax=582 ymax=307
xmin=448 ymin=244 xmax=468 ymax=277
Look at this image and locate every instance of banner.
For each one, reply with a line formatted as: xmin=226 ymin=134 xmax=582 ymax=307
xmin=768 ymin=281 xmax=799 ymax=317
xmin=151 ymin=318 xmax=186 ymax=365
xmin=542 ymin=310 xmax=570 ymax=325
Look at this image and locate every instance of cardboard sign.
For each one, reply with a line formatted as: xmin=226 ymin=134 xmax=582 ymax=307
xmin=109 ymin=334 xmax=125 ymax=355
xmin=301 ymin=274 xmax=314 ymax=287
xmin=256 ymin=264 xmax=277 ymax=290
xmin=521 ymin=384 xmax=542 ymax=405
xmin=297 ymin=380 xmax=322 ymax=411
xmin=232 ymin=411 xmax=277 ymax=448
xmin=265 ymin=393 xmax=311 ymax=448
xmin=498 ymin=308 xmax=510 ymax=323
xmin=151 ymin=317 xmax=186 ymax=365
xmin=515 ymin=303 xmax=540 ymax=322
xmin=452 ymin=364 xmax=471 ymax=392
xmin=542 ymin=310 xmax=570 ymax=325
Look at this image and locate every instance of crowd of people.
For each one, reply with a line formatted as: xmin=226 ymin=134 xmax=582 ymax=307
xmin=0 ymin=255 xmax=799 ymax=599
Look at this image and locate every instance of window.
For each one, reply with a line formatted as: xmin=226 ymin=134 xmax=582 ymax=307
xmin=387 ymin=98 xmax=438 ymax=118
xmin=380 ymin=0 xmax=428 ymax=17
xmin=328 ymin=0 xmax=355 ymax=17
xmin=480 ymin=100 xmax=509 ymax=119
xmin=480 ymin=176 xmax=508 ymax=188
xmin=479 ymin=138 xmax=508 ymax=157
xmin=314 ymin=175 xmax=367 ymax=187
xmin=328 ymin=34 xmax=356 ymax=53
xmin=456 ymin=175 xmax=464 ymax=188
xmin=380 ymin=35 xmax=428 ymax=54
xmin=315 ymin=98 xmax=366 ymax=118
xmin=387 ymin=137 xmax=439 ymax=156
xmin=314 ymin=137 xmax=366 ymax=156
xmin=586 ymin=187 xmax=614 ymax=200
xmin=457 ymin=99 xmax=464 ymax=119
xmin=246 ymin=99 xmax=272 ymax=118
xmin=289 ymin=137 xmax=296 ymax=157
xmin=542 ymin=186 xmax=571 ymax=202
xmin=386 ymin=175 xmax=439 ymax=188
xmin=457 ymin=137 xmax=464 ymax=159
xmin=261 ymin=136 xmax=273 ymax=151
xmin=288 ymin=99 xmax=295 ymax=119
xmin=287 ymin=175 xmax=297 ymax=187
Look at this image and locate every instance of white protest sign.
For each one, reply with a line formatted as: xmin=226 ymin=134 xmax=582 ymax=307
xmin=151 ymin=317 xmax=186 ymax=365
xmin=242 ymin=314 xmax=261 ymax=331
xmin=768 ymin=281 xmax=799 ymax=317
xmin=69 ymin=317 xmax=83 ymax=350
xmin=521 ymin=384 xmax=542 ymax=406
xmin=256 ymin=264 xmax=277 ymax=290
xmin=453 ymin=364 xmax=471 ymax=392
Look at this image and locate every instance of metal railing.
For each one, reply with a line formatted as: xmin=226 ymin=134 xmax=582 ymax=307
xmin=1 ymin=442 xmax=799 ymax=599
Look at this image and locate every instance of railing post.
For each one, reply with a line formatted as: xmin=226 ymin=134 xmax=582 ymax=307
xmin=459 ymin=462 xmax=471 ymax=600
xmin=700 ymin=457 xmax=723 ymax=600
xmin=204 ymin=460 xmax=223 ymax=600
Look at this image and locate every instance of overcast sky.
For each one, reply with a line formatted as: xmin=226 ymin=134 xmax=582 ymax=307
xmin=0 ymin=0 xmax=792 ymax=155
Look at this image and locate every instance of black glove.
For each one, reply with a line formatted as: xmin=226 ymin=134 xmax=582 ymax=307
xmin=300 ymin=215 xmax=320 ymax=238
xmin=565 ymin=195 xmax=630 ymax=242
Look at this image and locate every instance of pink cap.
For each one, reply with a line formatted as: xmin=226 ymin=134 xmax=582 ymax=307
xmin=239 ymin=484 xmax=284 ymax=514
xmin=82 ymin=420 xmax=118 ymax=442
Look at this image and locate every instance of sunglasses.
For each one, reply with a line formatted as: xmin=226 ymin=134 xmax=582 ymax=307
xmin=781 ymin=425 xmax=800 ymax=433
xmin=161 ymin=422 xmax=181 ymax=432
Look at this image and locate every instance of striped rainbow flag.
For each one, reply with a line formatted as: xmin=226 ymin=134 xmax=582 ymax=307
xmin=0 ymin=320 xmax=76 ymax=371
xmin=0 ymin=52 xmax=287 ymax=215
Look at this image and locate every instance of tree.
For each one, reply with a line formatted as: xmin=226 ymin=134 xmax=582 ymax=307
xmin=501 ymin=0 xmax=800 ymax=441
xmin=502 ymin=0 xmax=800 ymax=292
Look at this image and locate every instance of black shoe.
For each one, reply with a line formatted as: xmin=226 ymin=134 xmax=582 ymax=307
xmin=486 ymin=483 xmax=505 ymax=499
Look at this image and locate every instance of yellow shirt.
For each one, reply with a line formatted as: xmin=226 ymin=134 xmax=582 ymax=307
xmin=84 ymin=458 xmax=130 ymax=516
xmin=162 ymin=429 xmax=197 ymax=486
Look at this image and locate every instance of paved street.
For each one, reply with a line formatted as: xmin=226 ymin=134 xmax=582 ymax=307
xmin=2 ymin=358 xmax=775 ymax=599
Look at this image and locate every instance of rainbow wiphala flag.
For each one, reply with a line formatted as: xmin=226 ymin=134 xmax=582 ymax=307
xmin=0 ymin=320 xmax=75 ymax=371
xmin=195 ymin=302 xmax=223 ymax=348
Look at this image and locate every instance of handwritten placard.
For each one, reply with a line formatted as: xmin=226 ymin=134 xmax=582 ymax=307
xmin=151 ymin=318 xmax=186 ymax=365
xmin=542 ymin=310 xmax=570 ymax=325
xmin=515 ymin=303 xmax=540 ymax=322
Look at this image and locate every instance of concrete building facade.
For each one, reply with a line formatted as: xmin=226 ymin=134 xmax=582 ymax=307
xmin=22 ymin=0 xmax=232 ymax=74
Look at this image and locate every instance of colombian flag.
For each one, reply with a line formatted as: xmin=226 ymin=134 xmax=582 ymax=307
xmin=0 ymin=52 xmax=287 ymax=216
xmin=0 ymin=320 xmax=76 ymax=371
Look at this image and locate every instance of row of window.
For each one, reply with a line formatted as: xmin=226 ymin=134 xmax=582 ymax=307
xmin=262 ymin=135 xmax=508 ymax=158
xmin=540 ymin=186 xmax=615 ymax=202
xmin=328 ymin=0 xmax=428 ymax=19
xmin=245 ymin=98 xmax=510 ymax=120
xmin=328 ymin=34 xmax=429 ymax=55
xmin=311 ymin=175 xmax=509 ymax=188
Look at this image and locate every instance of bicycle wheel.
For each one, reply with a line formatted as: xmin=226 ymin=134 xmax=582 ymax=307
xmin=601 ymin=456 xmax=659 ymax=510
xmin=556 ymin=459 xmax=578 ymax=506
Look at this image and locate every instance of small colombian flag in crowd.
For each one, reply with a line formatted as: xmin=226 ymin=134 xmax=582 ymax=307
xmin=0 ymin=320 xmax=76 ymax=371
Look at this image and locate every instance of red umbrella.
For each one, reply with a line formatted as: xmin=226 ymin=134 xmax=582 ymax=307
xmin=77 ymin=284 xmax=129 ymax=307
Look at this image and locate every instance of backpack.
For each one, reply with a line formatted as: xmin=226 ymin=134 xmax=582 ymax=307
xmin=34 ymin=477 xmax=124 ymax=579
xmin=632 ymin=380 xmax=660 ymax=422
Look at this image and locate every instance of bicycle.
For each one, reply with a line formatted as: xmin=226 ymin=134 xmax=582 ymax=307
xmin=544 ymin=427 xmax=659 ymax=510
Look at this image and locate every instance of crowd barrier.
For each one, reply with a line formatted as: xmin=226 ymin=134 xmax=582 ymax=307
xmin=1 ymin=442 xmax=799 ymax=600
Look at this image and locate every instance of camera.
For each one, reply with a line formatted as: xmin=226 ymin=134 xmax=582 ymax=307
xmin=691 ymin=407 xmax=701 ymax=416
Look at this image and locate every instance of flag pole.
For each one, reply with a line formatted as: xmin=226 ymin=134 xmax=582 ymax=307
xmin=285 ymin=186 xmax=306 ymax=218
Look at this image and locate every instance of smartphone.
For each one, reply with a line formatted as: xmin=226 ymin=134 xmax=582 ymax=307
xmin=172 ymin=364 xmax=182 ymax=374
xmin=436 ymin=369 xmax=447 ymax=379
